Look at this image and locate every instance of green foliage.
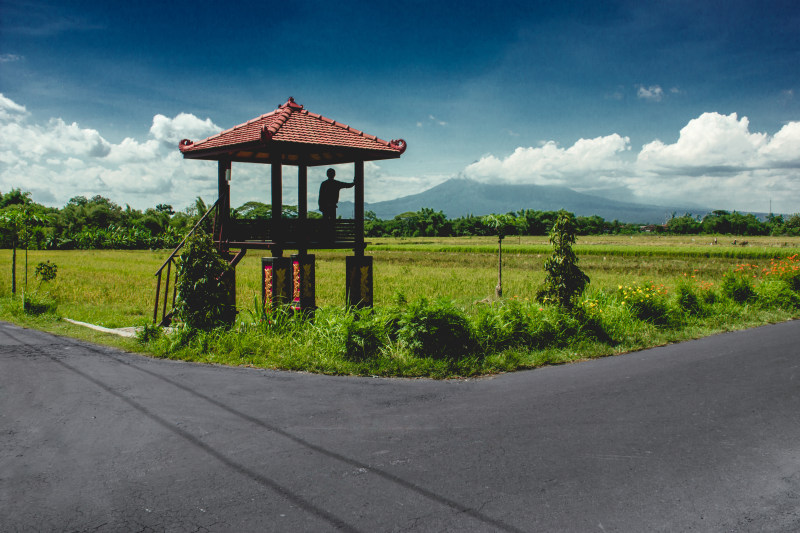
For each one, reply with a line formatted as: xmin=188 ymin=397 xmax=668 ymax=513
xmin=701 ymin=210 xmax=767 ymax=236
xmin=721 ymin=272 xmax=756 ymax=303
xmin=475 ymin=299 xmax=539 ymax=351
xmin=617 ymin=283 xmax=672 ymax=325
xmin=475 ymin=300 xmax=607 ymax=352
xmin=396 ymin=298 xmax=476 ymax=359
xmin=34 ymin=261 xmax=58 ymax=284
xmin=666 ymin=214 xmax=702 ymax=234
xmin=674 ymin=280 xmax=704 ymax=316
xmin=174 ymin=231 xmax=236 ymax=330
xmin=136 ymin=322 xmax=163 ymax=344
xmin=340 ymin=308 xmax=387 ymax=361
xmin=537 ymin=210 xmax=590 ymax=308
xmin=480 ymin=214 xmax=519 ymax=239
xmin=22 ymin=290 xmax=57 ymax=315
xmin=3 ymin=244 xmax=800 ymax=379
xmin=755 ymin=280 xmax=800 ymax=310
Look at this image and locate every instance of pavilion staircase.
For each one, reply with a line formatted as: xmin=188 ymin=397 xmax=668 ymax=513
xmin=152 ymin=200 xmax=245 ymax=326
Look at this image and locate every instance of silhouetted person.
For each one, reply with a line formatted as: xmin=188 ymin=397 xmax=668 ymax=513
xmin=318 ymin=168 xmax=354 ymax=221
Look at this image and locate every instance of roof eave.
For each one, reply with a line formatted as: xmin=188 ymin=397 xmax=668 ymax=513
xmin=182 ymin=139 xmax=404 ymax=165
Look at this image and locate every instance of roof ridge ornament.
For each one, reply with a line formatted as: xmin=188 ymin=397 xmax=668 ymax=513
xmin=179 ymin=139 xmax=194 ymax=152
xmin=390 ymin=139 xmax=407 ymax=154
xmin=280 ymin=96 xmax=304 ymax=110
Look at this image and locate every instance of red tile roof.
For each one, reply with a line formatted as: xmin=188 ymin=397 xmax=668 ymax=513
xmin=179 ymin=97 xmax=406 ymax=165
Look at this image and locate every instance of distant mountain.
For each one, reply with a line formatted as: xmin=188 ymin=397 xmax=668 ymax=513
xmin=339 ymin=178 xmax=706 ymax=224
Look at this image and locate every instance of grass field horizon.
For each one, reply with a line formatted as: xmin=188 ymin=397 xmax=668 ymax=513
xmin=2 ymin=234 xmax=799 ymax=329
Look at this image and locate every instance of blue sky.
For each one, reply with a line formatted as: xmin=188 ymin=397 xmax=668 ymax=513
xmin=1 ymin=0 xmax=799 ymax=213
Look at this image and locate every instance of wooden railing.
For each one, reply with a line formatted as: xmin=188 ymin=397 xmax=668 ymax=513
xmin=152 ymin=200 xmax=218 ymax=325
xmin=154 ymin=211 xmax=359 ymax=325
xmin=225 ymin=218 xmax=356 ymax=246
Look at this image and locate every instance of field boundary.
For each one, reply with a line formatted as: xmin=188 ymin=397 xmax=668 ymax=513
xmin=368 ymin=243 xmax=800 ymax=259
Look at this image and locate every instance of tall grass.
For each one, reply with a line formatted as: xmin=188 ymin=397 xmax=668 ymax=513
xmin=0 ymin=237 xmax=798 ymax=378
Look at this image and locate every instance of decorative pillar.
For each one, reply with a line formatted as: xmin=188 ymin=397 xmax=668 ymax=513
xmin=346 ymin=255 xmax=373 ymax=308
xmin=291 ymin=253 xmax=316 ymax=313
xmin=262 ymin=257 xmax=292 ymax=313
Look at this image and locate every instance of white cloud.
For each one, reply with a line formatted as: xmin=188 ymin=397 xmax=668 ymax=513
xmin=637 ymin=85 xmax=664 ymax=102
xmin=417 ymin=115 xmax=447 ymax=128
xmin=0 ymin=54 xmax=22 ymax=63
xmin=150 ymin=113 xmax=220 ymax=147
xmin=636 ymin=112 xmax=800 ymax=172
xmin=0 ymin=95 xmax=220 ymax=209
xmin=0 ymin=93 xmax=28 ymax=123
xmin=464 ymin=134 xmax=631 ymax=189
xmin=460 ymin=112 xmax=800 ymax=212
xmin=2 ymin=94 xmax=798 ymax=214
xmin=638 ymin=112 xmax=767 ymax=171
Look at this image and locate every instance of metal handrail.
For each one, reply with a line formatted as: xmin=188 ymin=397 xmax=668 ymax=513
xmin=155 ymin=199 xmax=219 ymax=275
xmin=153 ymin=200 xmax=219 ymax=324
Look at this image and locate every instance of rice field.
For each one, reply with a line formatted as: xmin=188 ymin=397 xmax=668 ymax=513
xmin=2 ymin=234 xmax=798 ymax=329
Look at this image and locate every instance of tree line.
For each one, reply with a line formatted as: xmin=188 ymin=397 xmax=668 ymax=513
xmin=366 ymin=207 xmax=800 ymax=238
xmin=1 ymin=189 xmax=798 ymax=252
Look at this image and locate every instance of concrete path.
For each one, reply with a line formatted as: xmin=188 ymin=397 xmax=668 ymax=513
xmin=1 ymin=320 xmax=799 ymax=532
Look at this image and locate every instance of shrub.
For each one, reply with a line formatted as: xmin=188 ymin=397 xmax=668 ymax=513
xmin=762 ymin=254 xmax=800 ymax=292
xmin=537 ymin=210 xmax=590 ymax=309
xmin=342 ymin=309 xmax=387 ymax=361
xmin=475 ymin=299 xmax=536 ymax=351
xmin=397 ymin=298 xmax=476 ymax=359
xmin=755 ymin=280 xmax=800 ymax=310
xmin=721 ymin=273 xmax=756 ymax=303
xmin=617 ymin=283 xmax=672 ymax=325
xmin=674 ymin=280 xmax=704 ymax=316
xmin=586 ymin=293 xmax=649 ymax=346
xmin=173 ymin=231 xmax=236 ymax=330
xmin=34 ymin=260 xmax=58 ymax=284
xmin=701 ymin=289 xmax=719 ymax=305
xmin=22 ymin=291 xmax=57 ymax=315
xmin=136 ymin=322 xmax=163 ymax=344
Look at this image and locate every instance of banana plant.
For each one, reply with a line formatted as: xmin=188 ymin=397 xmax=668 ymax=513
xmin=480 ymin=214 xmax=519 ymax=298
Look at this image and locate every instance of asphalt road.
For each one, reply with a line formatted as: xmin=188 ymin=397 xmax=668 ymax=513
xmin=2 ymin=320 xmax=799 ymax=532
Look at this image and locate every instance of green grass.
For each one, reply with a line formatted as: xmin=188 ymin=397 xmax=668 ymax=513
xmin=0 ymin=236 xmax=798 ymax=378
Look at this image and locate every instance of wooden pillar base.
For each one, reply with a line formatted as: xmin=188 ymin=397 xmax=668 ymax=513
xmin=346 ymin=255 xmax=373 ymax=308
xmin=262 ymin=257 xmax=292 ymax=313
xmin=291 ymin=253 xmax=316 ymax=314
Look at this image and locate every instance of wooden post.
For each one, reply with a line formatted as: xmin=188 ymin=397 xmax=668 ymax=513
xmin=271 ymin=157 xmax=283 ymax=256
xmin=218 ymin=159 xmax=231 ymax=244
xmin=298 ymin=165 xmax=308 ymax=255
xmin=354 ymin=159 xmax=365 ymax=256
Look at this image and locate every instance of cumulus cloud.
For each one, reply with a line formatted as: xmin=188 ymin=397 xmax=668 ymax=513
xmin=464 ymin=134 xmax=631 ymax=189
xmin=637 ymin=85 xmax=664 ymax=102
xmin=150 ymin=113 xmax=219 ymax=146
xmin=0 ymin=95 xmax=220 ymax=209
xmin=460 ymin=112 xmax=800 ymax=212
xmin=637 ymin=112 xmax=799 ymax=172
xmin=0 ymin=93 xmax=28 ymax=123
xmin=2 ymin=94 xmax=798 ymax=214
